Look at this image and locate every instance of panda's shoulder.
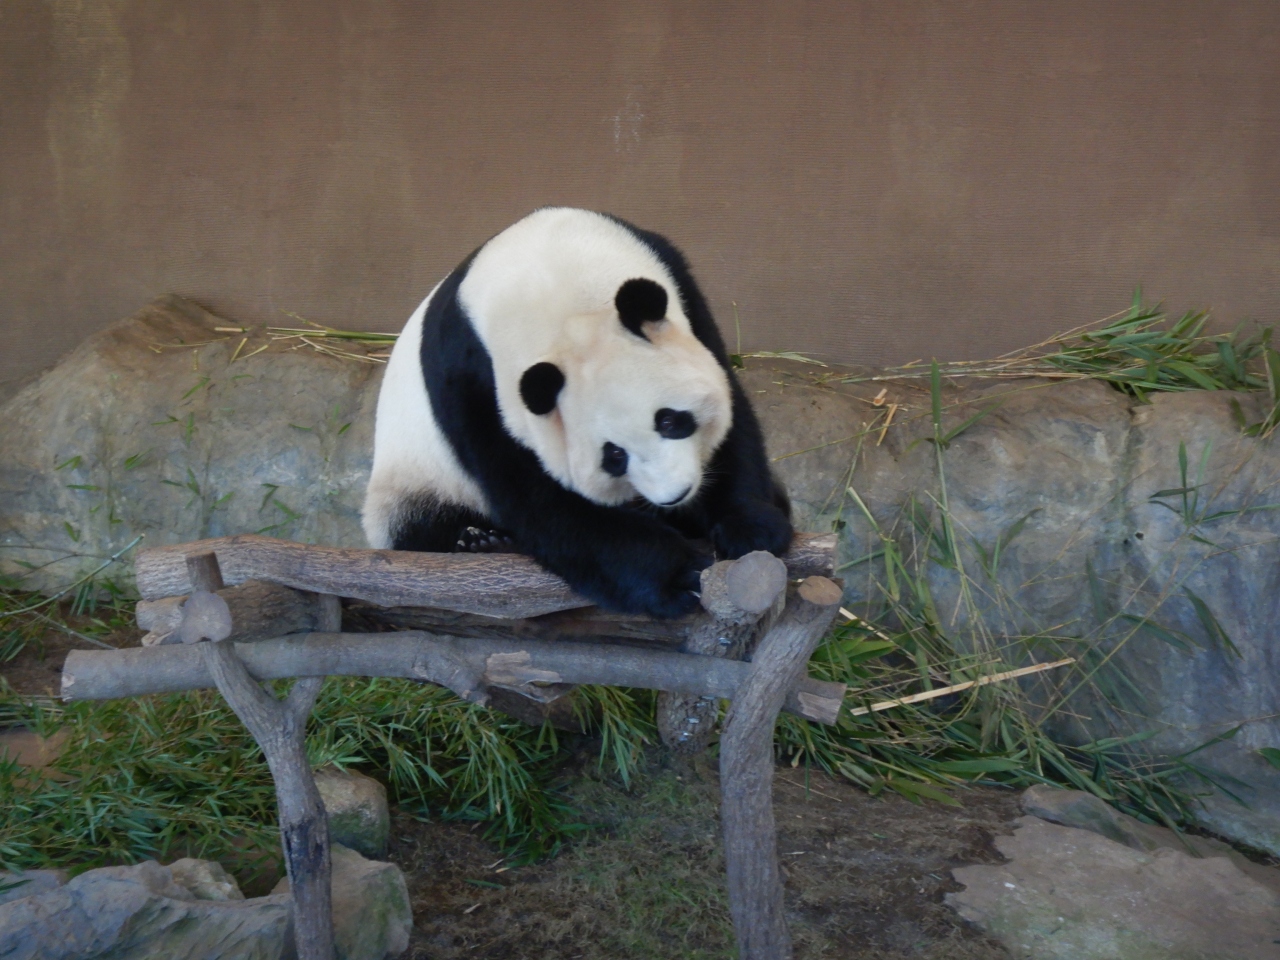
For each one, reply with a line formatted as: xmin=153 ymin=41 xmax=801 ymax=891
xmin=598 ymin=214 xmax=729 ymax=365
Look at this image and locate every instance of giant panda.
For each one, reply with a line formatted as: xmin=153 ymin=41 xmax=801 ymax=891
xmin=362 ymin=207 xmax=792 ymax=618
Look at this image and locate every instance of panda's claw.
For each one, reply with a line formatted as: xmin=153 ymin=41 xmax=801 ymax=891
xmin=456 ymin=525 xmax=517 ymax=554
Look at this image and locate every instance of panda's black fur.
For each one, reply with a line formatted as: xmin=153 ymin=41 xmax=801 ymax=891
xmin=368 ymin=210 xmax=791 ymax=619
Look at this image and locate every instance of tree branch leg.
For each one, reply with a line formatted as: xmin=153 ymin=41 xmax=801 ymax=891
xmin=658 ymin=551 xmax=788 ymax=754
xmin=719 ymin=576 xmax=842 ymax=960
xmin=187 ymin=552 xmax=335 ymax=960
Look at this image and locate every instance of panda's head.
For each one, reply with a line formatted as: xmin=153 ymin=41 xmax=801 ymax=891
xmin=514 ymin=278 xmax=732 ymax=508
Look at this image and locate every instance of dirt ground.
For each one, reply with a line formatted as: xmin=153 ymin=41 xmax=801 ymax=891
xmin=390 ymin=756 xmax=1017 ymax=960
xmin=0 ymin=607 xmax=139 ymax=699
xmin=3 ymin=627 xmax=1018 ymax=959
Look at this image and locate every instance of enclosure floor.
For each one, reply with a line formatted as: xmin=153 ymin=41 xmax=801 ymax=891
xmin=391 ymin=758 xmax=1017 ymax=960
xmin=1 ymin=613 xmax=138 ymax=698
xmin=1 ymin=615 xmax=1017 ymax=958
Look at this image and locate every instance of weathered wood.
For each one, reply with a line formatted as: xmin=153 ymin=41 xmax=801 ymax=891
xmin=136 ymin=535 xmax=586 ymax=618
xmin=657 ymin=552 xmax=788 ymax=754
xmin=719 ymin=576 xmax=843 ymax=960
xmin=186 ymin=552 xmax=335 ymax=960
xmin=60 ymin=630 xmax=846 ymax=724
xmin=340 ymin=601 xmax=697 ymax=649
xmin=133 ymin=533 xmax=836 ymax=619
xmin=139 ymin=580 xmax=337 ymax=646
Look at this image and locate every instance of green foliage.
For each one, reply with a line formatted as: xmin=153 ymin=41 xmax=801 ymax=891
xmin=841 ymin=291 xmax=1280 ymax=434
xmin=0 ymin=677 xmax=609 ymax=873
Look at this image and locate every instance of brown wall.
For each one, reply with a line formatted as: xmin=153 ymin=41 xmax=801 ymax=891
xmin=3 ymin=1 xmax=1279 ymax=385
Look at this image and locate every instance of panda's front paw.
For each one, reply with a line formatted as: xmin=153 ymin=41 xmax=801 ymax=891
xmin=618 ymin=539 xmax=713 ymax=619
xmin=648 ymin=546 xmax=714 ymax=619
xmin=455 ymin=526 xmax=517 ymax=554
xmin=711 ymin=502 xmax=793 ymax=560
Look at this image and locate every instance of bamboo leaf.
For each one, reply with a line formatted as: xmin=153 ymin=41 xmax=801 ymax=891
xmin=940 ymin=404 xmax=999 ymax=445
xmin=1116 ymin=613 xmax=1198 ymax=653
xmin=885 ymin=778 xmax=962 ymax=807
xmin=1182 ymin=587 xmax=1240 ymax=658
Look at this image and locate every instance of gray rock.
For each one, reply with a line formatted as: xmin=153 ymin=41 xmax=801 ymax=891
xmin=314 ymin=766 xmax=391 ymax=859
xmin=0 ymin=295 xmax=378 ymax=592
xmin=948 ymin=815 xmax=1280 ymax=960
xmin=1022 ymin=785 xmax=1280 ymax=897
xmin=0 ymin=859 xmax=292 ymax=960
xmin=273 ymin=843 xmax=411 ymax=960
xmin=748 ymin=366 xmax=1280 ymax=855
xmin=3 ymin=299 xmax=1280 ymax=854
xmin=0 ymin=870 xmax=66 ymax=907
xmin=168 ymin=857 xmax=246 ymax=901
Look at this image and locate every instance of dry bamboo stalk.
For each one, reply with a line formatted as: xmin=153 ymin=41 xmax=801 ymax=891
xmin=847 ymin=658 xmax=1075 ymax=716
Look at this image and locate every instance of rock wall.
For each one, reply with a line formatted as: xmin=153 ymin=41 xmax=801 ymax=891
xmin=2 ymin=297 xmax=1278 ymax=853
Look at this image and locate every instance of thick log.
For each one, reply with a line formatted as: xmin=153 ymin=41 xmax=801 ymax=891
xmin=60 ymin=630 xmax=847 ymax=725
xmin=340 ymin=601 xmax=699 ymax=649
xmin=135 ymin=535 xmax=585 ymax=618
xmin=186 ymin=552 xmax=336 ymax=960
xmin=133 ymin=533 xmax=836 ymax=619
xmin=720 ymin=576 xmax=843 ymax=960
xmin=138 ymin=579 xmax=337 ymax=646
xmin=657 ymin=552 xmax=788 ymax=754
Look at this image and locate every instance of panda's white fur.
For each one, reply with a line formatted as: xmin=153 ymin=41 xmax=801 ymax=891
xmin=363 ymin=207 xmax=732 ymax=549
xmin=362 ymin=281 xmax=489 ymax=550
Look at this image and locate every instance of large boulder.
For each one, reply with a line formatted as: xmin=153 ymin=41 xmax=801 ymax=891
xmin=272 ymin=843 xmax=412 ymax=960
xmin=315 ymin=766 xmax=391 ymax=859
xmin=756 ymin=370 xmax=1280 ymax=854
xmin=0 ymin=859 xmax=292 ymax=960
xmin=2 ymin=297 xmax=1279 ymax=853
xmin=1020 ymin=784 xmax=1280 ymax=897
xmin=948 ymin=815 xmax=1280 ymax=960
xmin=0 ymin=850 xmax=411 ymax=960
xmin=0 ymin=295 xmax=378 ymax=589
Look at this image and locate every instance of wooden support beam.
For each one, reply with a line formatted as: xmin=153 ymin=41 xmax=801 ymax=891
xmin=183 ymin=552 xmax=336 ymax=960
xmin=60 ymin=630 xmax=846 ymax=725
xmin=719 ymin=576 xmax=843 ymax=960
xmin=138 ymin=579 xmax=337 ymax=646
xmin=133 ymin=533 xmax=837 ymax=619
xmin=657 ymin=551 xmax=788 ymax=754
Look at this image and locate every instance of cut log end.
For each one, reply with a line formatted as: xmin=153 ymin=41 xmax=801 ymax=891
xmin=723 ymin=551 xmax=789 ymax=614
xmin=177 ymin=591 xmax=233 ymax=644
xmin=798 ymin=576 xmax=843 ymax=607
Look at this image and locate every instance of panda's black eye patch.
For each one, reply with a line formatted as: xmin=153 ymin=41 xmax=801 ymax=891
xmin=519 ymin=362 xmax=565 ymax=415
xmin=655 ymin=408 xmax=697 ymax=440
xmin=615 ymin=278 xmax=668 ymax=339
xmin=601 ymin=442 xmax=629 ymax=477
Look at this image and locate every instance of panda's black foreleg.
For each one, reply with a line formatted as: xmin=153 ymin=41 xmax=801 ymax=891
xmin=457 ymin=448 xmax=711 ymax=617
xmin=389 ymin=496 xmax=513 ymax=554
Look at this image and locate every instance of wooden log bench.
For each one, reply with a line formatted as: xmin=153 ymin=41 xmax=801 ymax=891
xmin=62 ymin=533 xmax=843 ymax=960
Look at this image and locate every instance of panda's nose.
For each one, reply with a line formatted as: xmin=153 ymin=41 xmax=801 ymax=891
xmin=659 ymin=487 xmax=692 ymax=507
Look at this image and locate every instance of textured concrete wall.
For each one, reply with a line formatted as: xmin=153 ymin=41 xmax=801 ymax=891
xmin=3 ymin=1 xmax=1279 ymax=385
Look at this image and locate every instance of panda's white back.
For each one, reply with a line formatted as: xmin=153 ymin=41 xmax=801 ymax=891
xmin=362 ymin=282 xmax=489 ymax=549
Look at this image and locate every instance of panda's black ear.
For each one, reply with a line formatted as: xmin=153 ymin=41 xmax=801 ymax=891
xmin=519 ymin=362 xmax=565 ymax=416
xmin=615 ymin=278 xmax=668 ymax=339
